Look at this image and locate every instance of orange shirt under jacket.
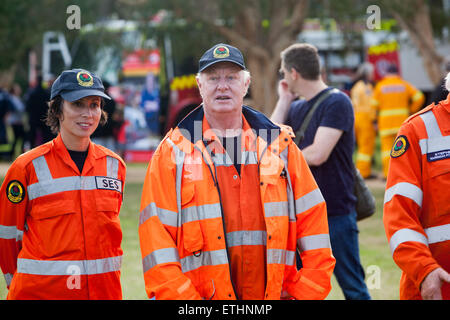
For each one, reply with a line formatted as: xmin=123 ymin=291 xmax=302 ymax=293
xmin=0 ymin=134 xmax=126 ymax=300
xmin=139 ymin=105 xmax=335 ymax=300
xmin=383 ymin=94 xmax=450 ymax=300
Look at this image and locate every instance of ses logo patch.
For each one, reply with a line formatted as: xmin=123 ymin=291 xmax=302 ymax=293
xmin=6 ymin=180 xmax=25 ymax=203
xmin=390 ymin=135 xmax=409 ymax=158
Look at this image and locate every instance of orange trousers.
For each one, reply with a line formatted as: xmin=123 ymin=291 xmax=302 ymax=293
xmin=354 ymin=113 xmax=375 ymax=178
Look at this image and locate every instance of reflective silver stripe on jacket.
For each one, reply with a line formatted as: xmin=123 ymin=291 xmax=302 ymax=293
xmin=390 ymin=223 xmax=450 ymax=255
xmin=419 ymin=110 xmax=450 ymax=155
xmin=280 ymin=148 xmax=297 ymax=222
xmin=142 ymin=247 xmax=180 ymax=273
xmin=17 ymin=255 xmax=122 ymax=275
xmin=384 ymin=182 xmax=423 ymax=207
xmin=142 ymin=247 xmax=229 ymax=274
xmin=139 ymin=203 xmax=178 ymax=227
xmin=264 ymin=201 xmax=289 ymax=218
xmin=298 ymin=234 xmax=331 ymax=253
xmin=389 ymin=228 xmax=428 ymax=255
xmin=226 ymin=230 xmax=267 ymax=247
xmin=181 ymin=203 xmax=222 ymax=224
xmin=267 ymin=249 xmax=295 ymax=266
xmin=0 ymin=224 xmax=23 ymax=241
xmin=166 ymin=138 xmax=185 ymax=229
xmin=295 ymin=188 xmax=325 ymax=215
xmin=27 ymin=155 xmax=120 ymax=200
xmin=106 ymin=156 xmax=119 ymax=179
xmin=181 ymin=249 xmax=228 ymax=273
xmin=425 ymin=223 xmax=450 ymax=245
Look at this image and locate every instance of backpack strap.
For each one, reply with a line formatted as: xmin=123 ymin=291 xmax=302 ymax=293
xmin=294 ymin=88 xmax=340 ymax=146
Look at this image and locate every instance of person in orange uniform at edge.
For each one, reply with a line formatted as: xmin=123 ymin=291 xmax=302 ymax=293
xmin=371 ymin=64 xmax=425 ymax=178
xmin=138 ymin=44 xmax=335 ymax=300
xmin=0 ymin=69 xmax=126 ymax=299
xmin=383 ymin=72 xmax=450 ymax=300
xmin=350 ymin=62 xmax=377 ymax=179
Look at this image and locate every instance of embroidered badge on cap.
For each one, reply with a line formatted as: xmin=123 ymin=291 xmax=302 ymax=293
xmin=391 ymin=135 xmax=409 ymax=158
xmin=76 ymin=70 xmax=94 ymax=87
xmin=6 ymin=180 xmax=25 ymax=203
xmin=213 ymin=45 xmax=230 ymax=59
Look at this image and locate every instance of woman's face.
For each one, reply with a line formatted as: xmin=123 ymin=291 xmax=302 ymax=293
xmin=59 ymin=96 xmax=101 ymax=148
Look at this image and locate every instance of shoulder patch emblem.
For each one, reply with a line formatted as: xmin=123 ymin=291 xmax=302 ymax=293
xmin=6 ymin=180 xmax=25 ymax=203
xmin=391 ymin=135 xmax=409 ymax=158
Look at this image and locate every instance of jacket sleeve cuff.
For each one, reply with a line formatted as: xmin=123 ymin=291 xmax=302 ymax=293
xmin=284 ymin=269 xmax=332 ymax=300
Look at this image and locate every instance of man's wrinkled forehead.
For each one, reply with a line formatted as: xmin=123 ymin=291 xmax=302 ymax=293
xmin=201 ymin=61 xmax=243 ymax=74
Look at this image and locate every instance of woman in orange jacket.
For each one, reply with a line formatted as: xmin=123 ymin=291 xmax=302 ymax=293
xmin=383 ymin=73 xmax=450 ymax=300
xmin=138 ymin=44 xmax=335 ymax=300
xmin=0 ymin=69 xmax=126 ymax=299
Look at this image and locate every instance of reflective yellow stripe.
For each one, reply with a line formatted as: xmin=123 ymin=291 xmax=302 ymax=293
xmin=412 ymin=91 xmax=423 ymax=102
xmin=379 ymin=128 xmax=400 ymax=137
xmin=379 ymin=109 xmax=409 ymax=117
xmin=381 ymin=150 xmax=391 ymax=159
xmin=370 ymin=99 xmax=379 ymax=107
xmin=356 ymin=153 xmax=371 ymax=162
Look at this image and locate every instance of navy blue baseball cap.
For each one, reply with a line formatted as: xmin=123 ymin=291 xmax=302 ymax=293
xmin=50 ymin=68 xmax=111 ymax=102
xmin=198 ymin=43 xmax=246 ymax=72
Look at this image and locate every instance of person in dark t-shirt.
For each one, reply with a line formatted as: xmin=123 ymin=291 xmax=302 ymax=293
xmin=271 ymin=43 xmax=371 ymax=300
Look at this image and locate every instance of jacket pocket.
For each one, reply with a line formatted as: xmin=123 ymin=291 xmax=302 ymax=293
xmin=428 ymin=162 xmax=450 ymax=217
xmin=30 ymin=197 xmax=76 ymax=220
xmin=96 ymin=193 xmax=120 ymax=214
xmin=28 ymin=196 xmax=79 ymax=257
xmin=198 ymin=279 xmax=216 ymax=300
xmin=181 ymin=184 xmax=204 ymax=254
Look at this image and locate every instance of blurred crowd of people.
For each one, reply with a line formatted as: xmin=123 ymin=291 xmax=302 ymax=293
xmin=0 ymin=75 xmax=128 ymax=161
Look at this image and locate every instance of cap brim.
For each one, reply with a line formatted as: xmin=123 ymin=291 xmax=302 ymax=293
xmin=60 ymin=89 xmax=111 ymax=102
xmin=199 ymin=59 xmax=245 ymax=72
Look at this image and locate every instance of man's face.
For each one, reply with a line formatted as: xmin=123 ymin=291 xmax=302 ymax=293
xmin=197 ymin=62 xmax=249 ymax=115
xmin=280 ymin=61 xmax=297 ymax=94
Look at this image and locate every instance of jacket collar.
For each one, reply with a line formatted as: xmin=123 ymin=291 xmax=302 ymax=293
xmin=52 ymin=133 xmax=110 ymax=174
xmin=176 ymin=104 xmax=281 ymax=147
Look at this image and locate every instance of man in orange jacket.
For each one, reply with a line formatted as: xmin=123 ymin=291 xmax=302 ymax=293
xmin=383 ymin=72 xmax=450 ymax=300
xmin=371 ymin=64 xmax=425 ymax=178
xmin=138 ymin=43 xmax=335 ymax=300
xmin=0 ymin=69 xmax=126 ymax=299
xmin=351 ymin=63 xmax=377 ymax=179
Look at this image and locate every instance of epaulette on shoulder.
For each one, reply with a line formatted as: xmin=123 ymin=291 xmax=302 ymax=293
xmin=95 ymin=143 xmax=126 ymax=167
xmin=405 ymin=104 xmax=434 ymax=124
xmin=14 ymin=141 xmax=53 ymax=167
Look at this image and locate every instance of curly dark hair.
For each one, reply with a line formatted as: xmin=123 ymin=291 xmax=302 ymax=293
xmin=45 ymin=96 xmax=108 ymax=134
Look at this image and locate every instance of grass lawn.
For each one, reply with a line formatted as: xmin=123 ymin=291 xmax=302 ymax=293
xmin=0 ymin=155 xmax=402 ymax=300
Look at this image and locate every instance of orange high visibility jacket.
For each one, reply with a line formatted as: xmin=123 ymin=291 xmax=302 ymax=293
xmin=383 ymin=94 xmax=450 ymax=300
xmin=372 ymin=75 xmax=425 ymax=137
xmin=351 ymin=80 xmax=377 ymax=177
xmin=0 ymin=134 xmax=126 ymax=300
xmin=139 ymin=105 xmax=335 ymax=300
xmin=351 ymin=80 xmax=376 ymax=119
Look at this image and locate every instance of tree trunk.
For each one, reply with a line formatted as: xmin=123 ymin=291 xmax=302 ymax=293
xmin=245 ymin=52 xmax=280 ymax=115
xmin=389 ymin=0 xmax=443 ymax=85
xmin=189 ymin=0 xmax=308 ymax=116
